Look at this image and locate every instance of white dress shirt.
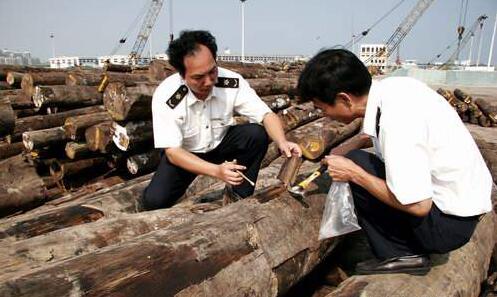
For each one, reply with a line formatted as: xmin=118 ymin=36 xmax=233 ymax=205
xmin=362 ymin=77 xmax=492 ymax=217
xmin=151 ymin=67 xmax=272 ymax=153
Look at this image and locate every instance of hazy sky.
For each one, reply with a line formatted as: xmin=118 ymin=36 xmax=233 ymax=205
xmin=1 ymin=0 xmax=496 ymax=64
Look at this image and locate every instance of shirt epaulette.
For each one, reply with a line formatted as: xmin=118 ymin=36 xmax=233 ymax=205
xmin=166 ymin=85 xmax=188 ymax=109
xmin=215 ymin=77 xmax=239 ymax=88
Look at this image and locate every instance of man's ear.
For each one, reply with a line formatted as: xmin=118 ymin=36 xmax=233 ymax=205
xmin=336 ymin=92 xmax=353 ymax=108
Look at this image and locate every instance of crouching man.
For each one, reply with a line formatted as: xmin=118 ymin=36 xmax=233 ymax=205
xmin=143 ymin=30 xmax=301 ymax=210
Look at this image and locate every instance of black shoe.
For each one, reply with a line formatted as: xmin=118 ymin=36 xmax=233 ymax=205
xmin=355 ymin=255 xmax=431 ymax=275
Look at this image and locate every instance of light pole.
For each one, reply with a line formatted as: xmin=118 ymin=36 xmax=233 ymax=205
xmin=487 ymin=12 xmax=497 ymax=68
xmin=50 ymin=33 xmax=55 ymax=58
xmin=240 ymin=0 xmax=246 ymax=63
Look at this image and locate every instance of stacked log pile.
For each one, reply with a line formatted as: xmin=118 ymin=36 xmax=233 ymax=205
xmin=0 ymin=59 xmax=372 ymax=295
xmin=2 ymin=60 xmax=496 ymax=297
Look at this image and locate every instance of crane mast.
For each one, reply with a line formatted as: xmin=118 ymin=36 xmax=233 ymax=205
xmin=129 ymin=0 xmax=165 ymax=61
xmin=365 ymin=0 xmax=435 ymax=64
xmin=441 ymin=15 xmax=488 ymax=68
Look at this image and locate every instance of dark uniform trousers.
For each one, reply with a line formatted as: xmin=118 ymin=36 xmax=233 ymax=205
xmin=142 ymin=123 xmax=269 ymax=210
xmin=345 ymin=149 xmax=480 ymax=260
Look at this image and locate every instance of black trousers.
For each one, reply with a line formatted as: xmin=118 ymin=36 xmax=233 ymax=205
xmin=345 ymin=149 xmax=480 ymax=260
xmin=142 ymin=123 xmax=269 ymax=210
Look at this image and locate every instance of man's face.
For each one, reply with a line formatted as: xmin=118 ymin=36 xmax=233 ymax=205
xmin=312 ymin=97 xmax=356 ymax=124
xmin=183 ymin=44 xmax=218 ymax=100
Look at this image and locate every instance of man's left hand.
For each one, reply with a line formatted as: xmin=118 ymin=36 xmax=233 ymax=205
xmin=278 ymin=141 xmax=302 ymax=158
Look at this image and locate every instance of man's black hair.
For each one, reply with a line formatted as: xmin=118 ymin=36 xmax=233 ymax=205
xmin=297 ymin=49 xmax=372 ymax=105
xmin=167 ymin=30 xmax=218 ymax=76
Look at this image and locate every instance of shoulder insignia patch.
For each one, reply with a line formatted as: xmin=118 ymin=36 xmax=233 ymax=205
xmin=166 ymin=85 xmax=188 ymax=109
xmin=215 ymin=77 xmax=239 ymax=88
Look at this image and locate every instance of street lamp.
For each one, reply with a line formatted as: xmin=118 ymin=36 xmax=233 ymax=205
xmin=50 ymin=33 xmax=55 ymax=58
xmin=240 ymin=0 xmax=246 ymax=63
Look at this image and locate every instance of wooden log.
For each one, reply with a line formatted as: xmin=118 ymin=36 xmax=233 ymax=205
xmin=5 ymin=71 xmax=24 ymax=87
xmin=84 ymin=121 xmax=114 ymax=153
xmin=262 ymin=118 xmax=362 ymax=166
xmin=49 ymin=157 xmax=108 ymax=181
xmin=0 ymin=92 xmax=34 ymax=109
xmin=279 ymin=102 xmax=322 ymax=131
xmin=436 ymin=88 xmax=469 ymax=117
xmin=127 ymin=149 xmax=161 ymax=175
xmin=64 ymin=112 xmax=113 ymax=140
xmin=103 ymin=82 xmax=156 ymax=121
xmin=148 ymin=59 xmax=176 ymax=81
xmin=0 ymin=101 xmax=15 ymax=137
xmin=0 ymin=82 xmax=13 ymax=90
xmin=112 ymin=120 xmax=153 ymax=151
xmin=453 ymin=88 xmax=491 ymax=126
xmin=65 ymin=142 xmax=91 ymax=160
xmin=0 ymin=142 xmax=24 ymax=160
xmin=0 ymin=155 xmax=47 ymax=213
xmin=14 ymin=107 xmax=39 ymax=118
xmin=10 ymin=105 xmax=105 ymax=142
xmin=0 ymin=174 xmax=152 ymax=242
xmin=0 ymin=65 xmax=59 ymax=80
xmin=21 ymin=72 xmax=67 ymax=96
xmin=22 ymin=126 xmax=68 ymax=152
xmin=103 ymin=63 xmax=133 ymax=72
xmin=33 ymin=85 xmax=102 ymax=108
xmin=0 ymin=173 xmax=337 ymax=296
xmin=247 ymin=77 xmax=297 ymax=96
xmin=66 ymin=71 xmax=151 ymax=87
xmin=475 ymin=98 xmax=497 ymax=125
xmin=467 ymin=124 xmax=497 ymax=182
xmin=327 ymin=212 xmax=496 ymax=297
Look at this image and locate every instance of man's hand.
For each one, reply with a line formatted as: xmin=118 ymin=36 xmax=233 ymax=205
xmin=324 ymin=154 xmax=363 ymax=182
xmin=277 ymin=140 xmax=302 ymax=158
xmin=216 ymin=161 xmax=247 ymax=185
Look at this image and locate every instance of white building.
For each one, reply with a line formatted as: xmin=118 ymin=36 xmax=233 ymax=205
xmin=0 ymin=49 xmax=37 ymax=65
xmin=217 ymin=54 xmax=306 ymax=64
xmin=97 ymin=55 xmax=152 ymax=67
xmin=359 ymin=44 xmax=388 ymax=71
xmin=49 ymin=56 xmax=99 ymax=69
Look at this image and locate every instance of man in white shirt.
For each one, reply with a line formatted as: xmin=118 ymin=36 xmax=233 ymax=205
xmin=297 ymin=49 xmax=492 ymax=275
xmin=143 ymin=30 xmax=301 ymax=210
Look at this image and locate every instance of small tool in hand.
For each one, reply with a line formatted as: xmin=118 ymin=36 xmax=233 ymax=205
xmin=287 ymin=163 xmax=328 ymax=207
xmin=230 ymin=159 xmax=255 ymax=187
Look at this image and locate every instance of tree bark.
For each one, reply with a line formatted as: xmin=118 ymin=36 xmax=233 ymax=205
xmin=10 ymin=105 xmax=105 ymax=142
xmin=103 ymin=82 xmax=156 ymax=121
xmin=65 ymin=142 xmax=92 ymax=160
xmin=0 ymin=141 xmax=24 ymax=160
xmin=66 ymin=71 xmax=151 ymax=87
xmin=126 ymin=149 xmax=161 ymax=175
xmin=148 ymin=59 xmax=176 ymax=81
xmin=262 ymin=118 xmax=362 ymax=166
xmin=112 ymin=120 xmax=153 ymax=151
xmin=0 ymin=174 xmax=152 ymax=242
xmin=64 ymin=112 xmax=113 ymax=140
xmin=22 ymin=126 xmax=68 ymax=152
xmin=33 ymin=85 xmax=102 ymax=108
xmin=103 ymin=63 xmax=134 ymax=72
xmin=247 ymin=78 xmax=297 ymax=96
xmin=475 ymin=98 xmax=497 ymax=126
xmin=0 ymin=101 xmax=15 ymax=137
xmin=84 ymin=121 xmax=115 ymax=153
xmin=5 ymin=71 xmax=24 ymax=87
xmin=0 ymin=92 xmax=34 ymax=109
xmin=0 ymin=171 xmax=337 ymax=297
xmin=278 ymin=102 xmax=322 ymax=132
xmin=49 ymin=157 xmax=108 ymax=181
xmin=21 ymin=72 xmax=67 ymax=96
xmin=453 ymin=88 xmax=491 ymax=127
xmin=0 ymin=155 xmax=46 ymax=213
xmin=467 ymin=124 xmax=497 ymax=182
xmin=326 ymin=212 xmax=496 ymax=297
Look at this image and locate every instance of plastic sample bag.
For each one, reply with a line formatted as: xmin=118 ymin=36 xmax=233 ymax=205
xmin=319 ymin=182 xmax=361 ymax=240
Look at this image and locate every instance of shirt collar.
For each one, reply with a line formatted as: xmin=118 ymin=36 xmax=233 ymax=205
xmin=184 ymin=84 xmax=217 ymax=107
xmin=362 ymin=80 xmax=381 ymax=137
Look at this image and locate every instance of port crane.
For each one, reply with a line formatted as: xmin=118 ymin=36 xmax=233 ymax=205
xmin=439 ymin=15 xmax=488 ymax=69
xmin=364 ymin=0 xmax=435 ymax=68
xmin=110 ymin=0 xmax=165 ymax=63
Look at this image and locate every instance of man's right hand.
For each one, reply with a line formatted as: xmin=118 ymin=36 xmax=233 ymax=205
xmin=216 ymin=161 xmax=247 ymax=185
